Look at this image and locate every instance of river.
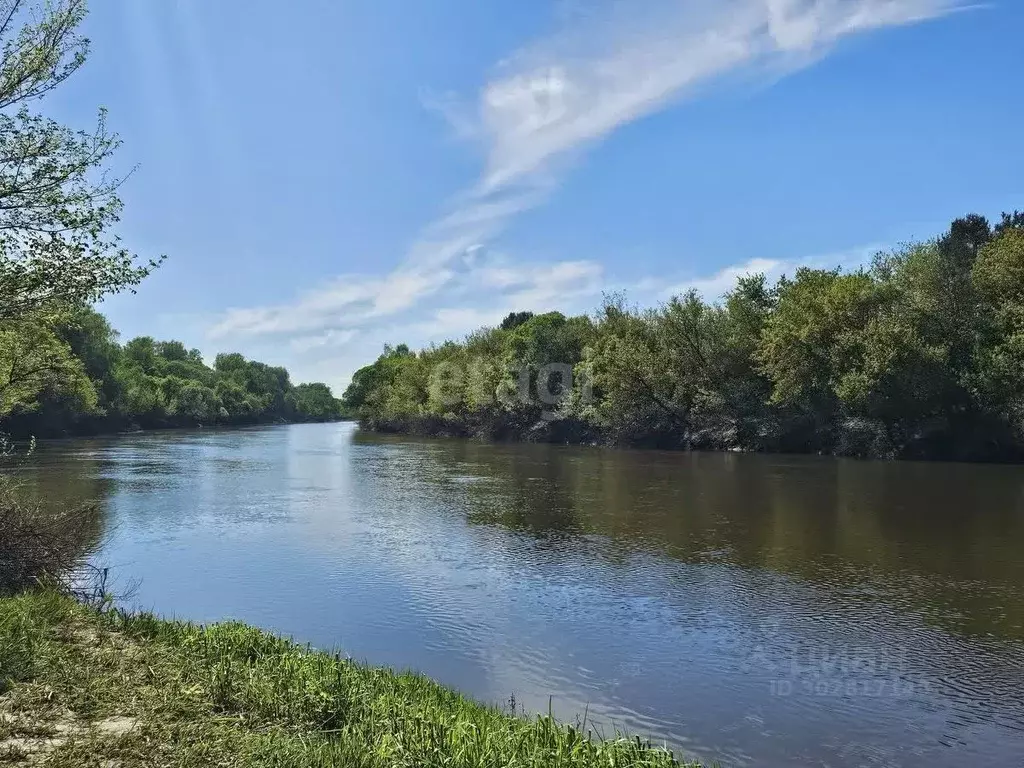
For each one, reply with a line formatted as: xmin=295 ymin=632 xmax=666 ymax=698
xmin=13 ymin=422 xmax=1024 ymax=767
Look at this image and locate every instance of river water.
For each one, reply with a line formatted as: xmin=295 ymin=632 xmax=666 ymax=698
xmin=14 ymin=422 xmax=1024 ymax=767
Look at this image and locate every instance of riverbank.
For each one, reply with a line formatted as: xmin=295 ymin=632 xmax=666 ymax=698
xmin=357 ymin=411 xmax=1021 ymax=463
xmin=0 ymin=592 xmax=695 ymax=767
xmin=0 ymin=416 xmax=356 ymax=443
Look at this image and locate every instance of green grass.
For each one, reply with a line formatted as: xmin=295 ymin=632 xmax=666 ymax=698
xmin=0 ymin=592 xmax=702 ymax=767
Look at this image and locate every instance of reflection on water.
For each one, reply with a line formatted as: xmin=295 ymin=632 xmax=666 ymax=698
xmin=5 ymin=446 xmax=110 ymax=571
xmin=19 ymin=423 xmax=1024 ymax=767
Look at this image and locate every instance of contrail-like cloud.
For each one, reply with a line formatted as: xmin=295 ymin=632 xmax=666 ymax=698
xmin=208 ymin=0 xmax=967 ymax=381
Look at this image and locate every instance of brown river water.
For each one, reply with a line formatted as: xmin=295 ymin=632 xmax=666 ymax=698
xmin=15 ymin=422 xmax=1024 ymax=767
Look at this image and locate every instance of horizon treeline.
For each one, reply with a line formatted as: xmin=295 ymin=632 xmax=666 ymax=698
xmin=343 ymin=212 xmax=1024 ymax=462
xmin=1 ymin=306 xmax=345 ymax=438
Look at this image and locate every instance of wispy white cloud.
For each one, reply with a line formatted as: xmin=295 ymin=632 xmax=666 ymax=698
xmin=206 ymin=0 xmax=967 ymax=387
xmin=470 ymin=0 xmax=966 ymax=191
xmin=299 ymin=258 xmax=604 ymax=350
xmin=660 ymin=243 xmax=884 ymax=299
xmin=288 ymin=329 xmax=358 ymax=354
xmin=664 ymin=257 xmax=790 ymax=299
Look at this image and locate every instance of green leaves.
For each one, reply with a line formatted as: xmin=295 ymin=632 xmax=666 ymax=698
xmin=290 ymin=382 xmax=343 ymax=422
xmin=969 ymin=229 xmax=1024 ymax=415
xmin=0 ymin=1 xmax=164 ymax=320
xmin=345 ymin=212 xmax=1024 ymax=460
xmin=0 ymin=1 xmax=162 ymax=432
xmin=0 ymin=103 xmax=162 ymax=320
xmin=169 ymin=381 xmax=221 ymax=423
xmin=0 ymin=317 xmax=343 ymax=434
xmin=0 ymin=314 xmax=95 ymax=416
xmin=973 ymin=228 xmax=1024 ymax=307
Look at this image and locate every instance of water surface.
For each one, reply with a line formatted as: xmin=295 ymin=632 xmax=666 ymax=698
xmin=17 ymin=423 xmax=1024 ymax=767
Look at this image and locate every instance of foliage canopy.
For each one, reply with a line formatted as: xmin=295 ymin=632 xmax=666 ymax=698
xmin=345 ymin=213 xmax=1024 ymax=461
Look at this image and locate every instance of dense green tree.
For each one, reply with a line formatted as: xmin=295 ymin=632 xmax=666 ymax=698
xmin=291 ymin=383 xmax=342 ymax=422
xmin=500 ymin=312 xmax=594 ymax=410
xmin=7 ymin=307 xmax=121 ymax=433
xmin=215 ymin=378 xmax=257 ymax=421
xmin=57 ymin=309 xmax=121 ymax=405
xmin=500 ymin=311 xmax=535 ymax=331
xmin=112 ymin=365 xmax=162 ymax=426
xmin=0 ymin=314 xmax=345 ymax=435
xmin=0 ymin=316 xmax=93 ymax=417
xmin=757 ymin=268 xmax=879 ymax=413
xmin=122 ymin=336 xmax=157 ymax=373
xmin=971 ymin=228 xmax=1024 ymax=421
xmin=344 ymin=347 xmax=415 ymax=415
xmin=169 ymin=382 xmax=220 ymax=424
xmin=214 ymin=352 xmax=248 ymax=376
xmin=342 ymin=211 xmax=1024 ymax=461
xmin=583 ymin=301 xmax=687 ymax=445
xmin=720 ymin=275 xmax=775 ymax=418
xmin=155 ymin=341 xmax=189 ymax=362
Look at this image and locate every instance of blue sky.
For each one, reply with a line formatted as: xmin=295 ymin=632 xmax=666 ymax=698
xmin=48 ymin=0 xmax=1024 ymax=390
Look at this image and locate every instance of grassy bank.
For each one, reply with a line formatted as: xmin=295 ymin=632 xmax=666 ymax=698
xmin=0 ymin=592 xmax=698 ymax=767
